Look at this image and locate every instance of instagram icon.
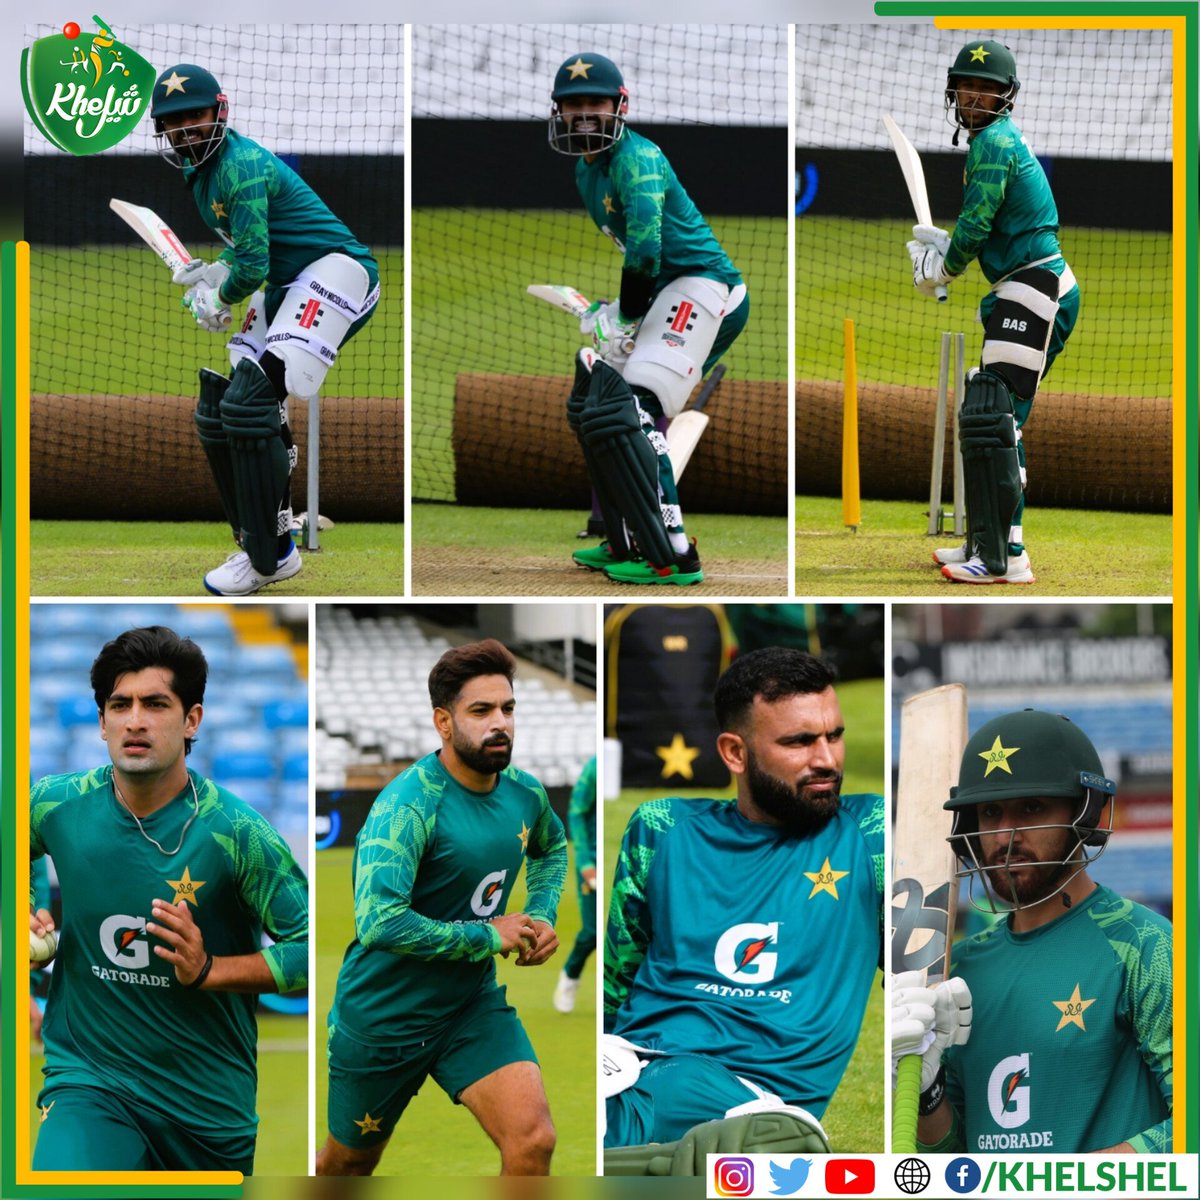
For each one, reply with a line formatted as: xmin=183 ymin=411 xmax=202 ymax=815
xmin=714 ymin=1156 xmax=755 ymax=1196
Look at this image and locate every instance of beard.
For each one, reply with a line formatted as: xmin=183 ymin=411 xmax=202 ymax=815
xmin=745 ymin=748 xmax=842 ymax=839
xmin=452 ymin=727 xmax=513 ymax=776
xmin=984 ymin=828 xmax=1077 ymax=905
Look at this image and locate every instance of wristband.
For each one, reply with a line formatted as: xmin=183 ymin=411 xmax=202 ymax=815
xmin=919 ymin=1065 xmax=946 ymax=1116
xmin=185 ymin=952 xmax=214 ymax=990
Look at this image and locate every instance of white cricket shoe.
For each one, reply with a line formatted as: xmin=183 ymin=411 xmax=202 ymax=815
xmin=932 ymin=541 xmax=971 ymax=566
xmin=204 ymin=546 xmax=303 ymax=596
xmin=553 ymin=971 xmax=579 ymax=1014
xmin=941 ymin=551 xmax=1034 ymax=585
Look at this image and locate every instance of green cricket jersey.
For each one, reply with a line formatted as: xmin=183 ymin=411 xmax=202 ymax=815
xmin=575 ymin=129 xmax=742 ymax=294
xmin=605 ymin=794 xmax=885 ymax=1115
xmin=183 ymin=128 xmax=377 ymax=305
xmin=945 ymin=114 xmax=1067 ymax=286
xmin=329 ymin=752 xmax=567 ymax=1044
xmin=568 ymin=756 xmax=597 ymax=877
xmin=931 ymin=885 xmax=1172 ymax=1153
xmin=30 ymin=766 xmax=309 ymax=1139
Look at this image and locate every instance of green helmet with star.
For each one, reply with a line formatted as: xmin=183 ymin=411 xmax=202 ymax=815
xmin=944 ymin=40 xmax=1019 ymax=137
xmin=150 ymin=63 xmax=229 ymax=169
xmin=947 ymin=709 xmax=1115 ymax=845
xmin=548 ymin=52 xmax=629 ymax=156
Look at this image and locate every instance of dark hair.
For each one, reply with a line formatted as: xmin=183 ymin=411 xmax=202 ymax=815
xmin=428 ymin=639 xmax=517 ymax=710
xmin=714 ymin=647 xmax=837 ymax=732
xmin=91 ymin=626 xmax=208 ymax=754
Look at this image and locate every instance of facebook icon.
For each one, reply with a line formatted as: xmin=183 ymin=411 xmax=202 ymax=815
xmin=945 ymin=1157 xmax=982 ymax=1193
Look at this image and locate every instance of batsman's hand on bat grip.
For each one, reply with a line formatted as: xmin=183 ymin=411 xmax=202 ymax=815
xmin=172 ymin=257 xmax=231 ymax=290
xmin=582 ymin=299 xmax=638 ymax=362
xmin=912 ymin=223 xmax=952 ymax=257
xmin=891 ymin=969 xmax=937 ymax=1087
xmin=183 ymin=284 xmax=233 ymax=332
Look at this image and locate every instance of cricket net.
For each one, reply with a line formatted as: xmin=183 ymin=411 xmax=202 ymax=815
xmin=411 ymin=23 xmax=788 ymax=509
xmin=797 ymin=26 xmax=1173 ymax=512
xmin=24 ymin=22 xmax=405 ymax=521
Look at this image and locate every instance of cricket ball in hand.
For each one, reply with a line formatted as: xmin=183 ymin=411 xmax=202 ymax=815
xmin=30 ymin=928 xmax=58 ymax=964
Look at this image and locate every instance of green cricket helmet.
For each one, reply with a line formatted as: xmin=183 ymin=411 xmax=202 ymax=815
xmin=150 ymin=64 xmax=229 ymax=169
xmin=946 ymin=709 xmax=1116 ymax=910
xmin=944 ymin=40 xmax=1019 ymax=138
xmin=548 ymin=53 xmax=629 ymax=156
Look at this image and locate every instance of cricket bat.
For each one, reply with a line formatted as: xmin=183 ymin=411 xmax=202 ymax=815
xmin=109 ymin=198 xmax=192 ymax=274
xmin=526 ymin=283 xmax=637 ymax=355
xmin=666 ymin=363 xmax=725 ymax=479
xmin=890 ymin=683 xmax=967 ymax=1151
xmin=881 ymin=114 xmax=948 ymax=303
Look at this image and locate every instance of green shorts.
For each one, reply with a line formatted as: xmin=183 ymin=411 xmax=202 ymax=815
xmin=327 ymin=984 xmax=537 ymax=1148
xmin=33 ymin=1084 xmax=255 ymax=1173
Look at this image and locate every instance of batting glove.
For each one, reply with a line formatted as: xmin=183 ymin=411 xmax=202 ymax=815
xmin=184 ymin=284 xmax=233 ymax=332
xmin=581 ymin=299 xmax=638 ymax=363
xmin=912 ymin=223 xmax=952 ymax=257
xmin=908 ymin=239 xmax=955 ymax=293
xmin=891 ymin=970 xmax=972 ymax=1091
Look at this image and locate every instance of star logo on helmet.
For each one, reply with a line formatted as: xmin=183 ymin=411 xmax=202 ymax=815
xmin=161 ymin=70 xmax=190 ymax=95
xmin=980 ymin=735 xmax=1020 ymax=776
xmin=566 ymin=57 xmax=594 ymax=80
xmin=969 ymin=45 xmax=990 ymax=63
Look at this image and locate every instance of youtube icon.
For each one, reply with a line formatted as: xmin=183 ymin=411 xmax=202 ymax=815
xmin=825 ymin=1158 xmax=875 ymax=1194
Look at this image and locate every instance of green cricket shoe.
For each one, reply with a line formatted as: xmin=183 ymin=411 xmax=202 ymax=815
xmin=604 ymin=1108 xmax=830 ymax=1176
xmin=603 ymin=538 xmax=703 ymax=586
xmin=571 ymin=540 xmax=636 ymax=571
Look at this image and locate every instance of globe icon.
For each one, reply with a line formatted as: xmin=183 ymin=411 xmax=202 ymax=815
xmin=895 ymin=1157 xmax=931 ymax=1194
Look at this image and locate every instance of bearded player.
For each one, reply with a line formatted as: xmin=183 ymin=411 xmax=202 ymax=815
xmin=604 ymin=649 xmax=884 ymax=1174
xmin=550 ymin=53 xmax=750 ymax=587
xmin=149 ymin=63 xmax=380 ymax=595
xmin=892 ymin=709 xmax=1172 ymax=1153
xmin=907 ymin=41 xmax=1079 ymax=585
xmin=317 ymin=640 xmax=568 ymax=1176
xmin=30 ymin=626 xmax=308 ymax=1171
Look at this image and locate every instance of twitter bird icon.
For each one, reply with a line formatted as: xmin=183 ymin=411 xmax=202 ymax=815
xmin=769 ymin=1158 xmax=812 ymax=1195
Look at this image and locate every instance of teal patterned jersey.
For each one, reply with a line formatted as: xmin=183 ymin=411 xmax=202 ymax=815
xmin=183 ymin=128 xmax=377 ymax=304
xmin=604 ymin=793 xmax=884 ymax=1115
xmin=933 ymin=885 xmax=1172 ymax=1153
xmin=575 ymin=129 xmax=742 ymax=294
xmin=329 ymin=752 xmax=567 ymax=1043
xmin=945 ymin=115 xmax=1066 ymax=285
xmin=30 ymin=766 xmax=309 ymax=1138
xmin=568 ymin=756 xmax=597 ymax=875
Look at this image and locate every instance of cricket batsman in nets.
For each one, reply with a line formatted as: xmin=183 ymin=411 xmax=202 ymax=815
xmin=149 ymin=63 xmax=380 ymax=596
xmin=891 ymin=709 xmax=1172 ymax=1152
xmin=908 ymin=41 xmax=1080 ymax=585
xmin=549 ymin=53 xmax=749 ymax=587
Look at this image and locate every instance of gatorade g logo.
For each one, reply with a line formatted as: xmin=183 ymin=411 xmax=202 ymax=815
xmin=470 ymin=870 xmax=508 ymax=917
xmin=99 ymin=914 xmax=149 ymax=969
xmin=714 ymin=922 xmax=779 ymax=983
xmin=21 ymin=21 xmax=156 ymax=155
xmin=987 ymin=1053 xmax=1031 ymax=1128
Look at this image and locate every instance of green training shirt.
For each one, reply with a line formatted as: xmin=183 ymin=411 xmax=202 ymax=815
xmin=930 ymin=884 xmax=1171 ymax=1154
xmin=575 ymin=129 xmax=742 ymax=295
xmin=568 ymin=755 xmax=597 ymax=877
xmin=30 ymin=766 xmax=309 ymax=1138
xmin=183 ymin=127 xmax=377 ymax=304
xmin=945 ymin=114 xmax=1066 ymax=286
xmin=329 ymin=751 xmax=567 ymax=1044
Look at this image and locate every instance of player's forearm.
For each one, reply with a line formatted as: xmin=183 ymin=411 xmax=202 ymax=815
xmin=916 ymin=1100 xmax=960 ymax=1151
xmin=358 ymin=903 xmax=499 ymax=961
xmin=1126 ymin=1118 xmax=1172 ymax=1155
xmin=524 ymin=846 xmax=568 ymax=925
xmin=198 ymin=950 xmax=281 ymax=993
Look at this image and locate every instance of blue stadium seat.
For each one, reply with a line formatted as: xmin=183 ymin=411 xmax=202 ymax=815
xmin=262 ymin=701 xmax=309 ymax=730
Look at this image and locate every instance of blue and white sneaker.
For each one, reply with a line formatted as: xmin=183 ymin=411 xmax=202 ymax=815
xmin=933 ymin=540 xmax=970 ymax=566
xmin=942 ymin=551 xmax=1034 ymax=585
xmin=204 ymin=546 xmax=303 ymax=596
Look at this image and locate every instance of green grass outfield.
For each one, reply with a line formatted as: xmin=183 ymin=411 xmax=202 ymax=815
xmin=798 ymin=218 xmax=1171 ymax=396
xmin=796 ymin=497 xmax=1172 ymax=596
xmin=30 ymin=521 xmax=403 ymax=597
xmin=602 ymin=676 xmax=886 ymax=1152
xmin=316 ymin=846 xmax=597 ymax=1176
xmin=29 ymin=1013 xmax=306 ymax=1175
xmin=411 ymin=209 xmax=786 ymax=504
xmin=31 ymin=246 xmax=403 ymax=400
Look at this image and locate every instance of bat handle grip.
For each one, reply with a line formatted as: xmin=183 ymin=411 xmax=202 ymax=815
xmin=892 ymin=1053 xmax=923 ymax=1152
xmin=935 ymin=285 xmax=949 ymax=303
